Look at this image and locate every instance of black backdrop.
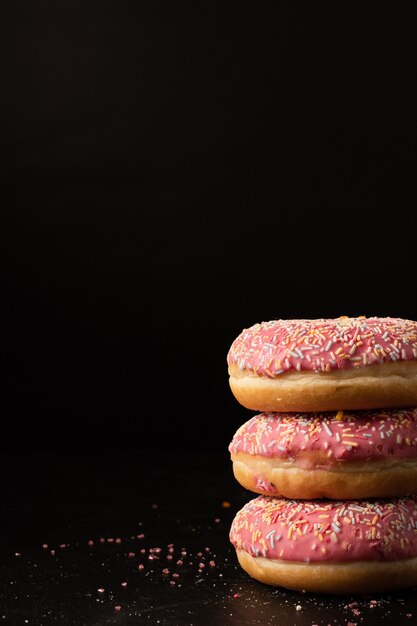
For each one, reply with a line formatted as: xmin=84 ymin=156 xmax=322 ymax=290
xmin=2 ymin=1 xmax=416 ymax=452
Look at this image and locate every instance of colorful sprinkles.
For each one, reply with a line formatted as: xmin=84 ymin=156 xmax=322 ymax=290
xmin=229 ymin=408 xmax=417 ymax=463
xmin=230 ymin=495 xmax=417 ymax=563
xmin=227 ymin=317 xmax=417 ymax=376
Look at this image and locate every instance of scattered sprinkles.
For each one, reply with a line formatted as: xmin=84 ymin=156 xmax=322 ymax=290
xmin=228 ymin=317 xmax=417 ymax=376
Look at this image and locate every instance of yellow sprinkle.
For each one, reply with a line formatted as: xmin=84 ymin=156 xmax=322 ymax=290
xmin=296 ymin=528 xmax=303 ymax=537
xmin=342 ymin=441 xmax=358 ymax=447
xmin=319 ymin=515 xmax=330 ymax=519
xmin=335 ymin=347 xmax=343 ymax=355
xmin=372 ymin=515 xmax=379 ymax=525
xmin=344 ymin=516 xmax=351 ymax=524
xmin=335 ymin=410 xmax=344 ymax=421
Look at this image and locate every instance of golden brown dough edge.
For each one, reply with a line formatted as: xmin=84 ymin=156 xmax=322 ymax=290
xmin=228 ymin=361 xmax=417 ymax=411
xmin=235 ymin=549 xmax=417 ymax=594
xmin=231 ymin=452 xmax=417 ymax=499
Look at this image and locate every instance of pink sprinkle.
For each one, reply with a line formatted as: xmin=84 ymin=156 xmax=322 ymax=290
xmin=114 ymin=606 xmax=121 ymax=612
xmin=189 ymin=562 xmax=193 ymax=566
xmin=140 ymin=549 xmax=146 ymax=554
xmin=15 ymin=553 xmax=21 ymax=557
xmin=87 ymin=540 xmax=94 ymax=546
xmin=180 ymin=550 xmax=186 ymax=556
xmin=107 ymin=538 xmax=114 ymax=543
xmin=233 ymin=593 xmax=240 ymax=599
xmin=162 ymin=568 xmax=170 ymax=575
xmin=97 ymin=588 xmax=105 ymax=593
xmin=59 ymin=544 xmax=66 ymax=549
xmin=176 ymin=560 xmax=183 ymax=566
xmin=115 ymin=538 xmax=122 ymax=544
xmin=214 ymin=518 xmax=220 ymax=523
xmin=121 ymin=582 xmax=127 ymax=587
xmin=128 ymin=552 xmax=135 ymax=558
xmin=137 ymin=533 xmax=145 ymax=540
xmin=406 ymin=615 xmax=413 ymax=619
xmin=205 ymin=547 xmax=210 ymax=552
xmin=151 ymin=547 xmax=162 ymax=554
xmin=169 ymin=580 xmax=176 ymax=586
xmin=99 ymin=538 xmax=105 ymax=543
xmin=197 ymin=552 xmax=203 ymax=557
xmin=167 ymin=543 xmax=174 ymax=548
xmin=199 ymin=562 xmax=205 ymax=569
xmin=50 ymin=550 xmax=55 ymax=556
xmin=42 ymin=544 xmax=48 ymax=549
xmin=151 ymin=504 xmax=158 ymax=509
xmin=167 ymin=555 xmax=173 ymax=560
xmin=138 ymin=564 xmax=144 ymax=570
xmin=172 ymin=573 xmax=179 ymax=579
xmin=169 ymin=548 xmax=175 ymax=554
xmin=209 ymin=561 xmax=216 ymax=567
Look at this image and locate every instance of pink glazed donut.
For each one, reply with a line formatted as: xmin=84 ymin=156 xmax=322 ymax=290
xmin=227 ymin=317 xmax=417 ymax=412
xmin=229 ymin=408 xmax=417 ymax=499
xmin=230 ymin=495 xmax=417 ymax=593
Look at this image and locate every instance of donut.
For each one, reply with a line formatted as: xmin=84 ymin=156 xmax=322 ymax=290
xmin=229 ymin=408 xmax=417 ymax=499
xmin=230 ymin=495 xmax=417 ymax=593
xmin=227 ymin=317 xmax=417 ymax=412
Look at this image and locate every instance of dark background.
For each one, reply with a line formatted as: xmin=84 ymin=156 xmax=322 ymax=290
xmin=2 ymin=1 xmax=416 ymax=453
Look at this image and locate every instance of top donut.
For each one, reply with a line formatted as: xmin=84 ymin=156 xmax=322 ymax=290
xmin=227 ymin=317 xmax=417 ymax=412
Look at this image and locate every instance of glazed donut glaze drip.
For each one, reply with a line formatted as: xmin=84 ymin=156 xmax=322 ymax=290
xmin=227 ymin=317 xmax=417 ymax=377
xmin=230 ymin=495 xmax=417 ymax=562
xmin=229 ymin=409 xmax=417 ymax=464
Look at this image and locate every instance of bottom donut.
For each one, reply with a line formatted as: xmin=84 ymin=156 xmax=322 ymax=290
xmin=230 ymin=495 xmax=417 ymax=594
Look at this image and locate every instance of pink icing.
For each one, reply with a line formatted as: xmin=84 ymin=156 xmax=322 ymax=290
xmin=230 ymin=495 xmax=417 ymax=562
xmin=229 ymin=409 xmax=417 ymax=466
xmin=227 ymin=317 xmax=417 ymax=376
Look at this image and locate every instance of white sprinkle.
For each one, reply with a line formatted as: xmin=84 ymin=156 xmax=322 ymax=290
xmin=266 ymin=530 xmax=276 ymax=548
xmin=322 ymin=422 xmax=333 ymax=437
xmin=325 ymin=340 xmax=333 ymax=351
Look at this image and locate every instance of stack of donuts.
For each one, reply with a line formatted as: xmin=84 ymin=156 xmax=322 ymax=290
xmin=227 ymin=317 xmax=417 ymax=593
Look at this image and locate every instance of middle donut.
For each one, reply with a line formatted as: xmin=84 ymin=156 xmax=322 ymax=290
xmin=229 ymin=408 xmax=417 ymax=500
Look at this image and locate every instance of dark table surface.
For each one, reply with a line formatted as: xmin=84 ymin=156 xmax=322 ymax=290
xmin=1 ymin=449 xmax=417 ymax=626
